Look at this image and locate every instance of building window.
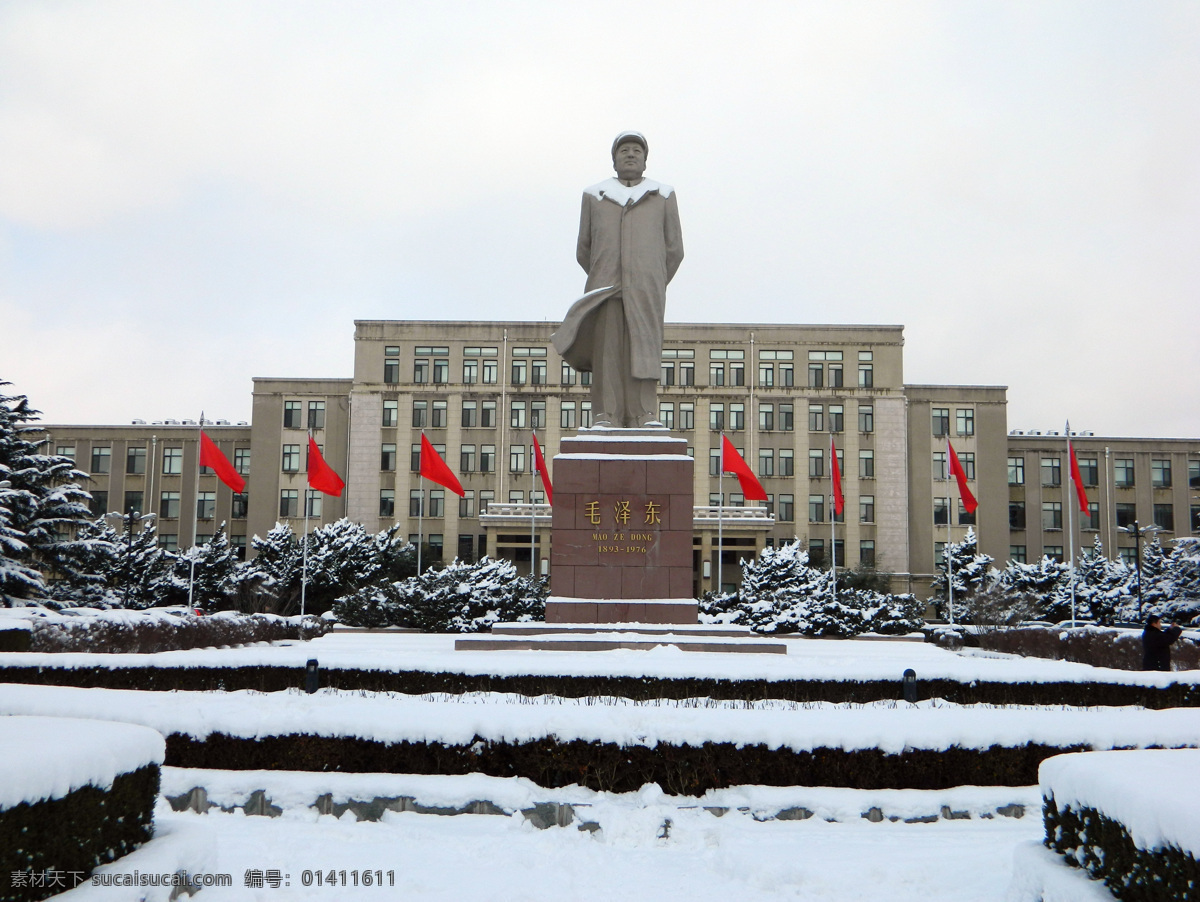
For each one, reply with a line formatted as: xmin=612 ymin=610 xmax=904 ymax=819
xmin=482 ymin=358 xmax=498 ymax=384
xmin=810 ymin=539 xmax=826 ymax=569
xmin=1042 ymin=501 xmax=1063 ymax=531
xmin=858 ymin=405 xmax=873 ymax=434
xmin=89 ymin=491 xmax=109 ymax=516
xmin=409 ymin=490 xmax=423 ymax=517
xmin=709 ymin=448 xmax=722 ymax=477
xmin=282 ymin=444 xmax=301 ymax=472
xmin=709 ymin=403 xmax=725 ymax=432
xmin=480 ymin=445 xmax=495 ymax=473
xmin=283 ymin=401 xmax=302 ymax=428
xmin=511 ymin=360 xmax=527 ymax=385
xmin=126 ymin=446 xmax=147 ymax=475
xmin=159 ymin=534 xmax=178 ymax=552
xmin=479 ymin=490 xmax=494 ymax=513
xmin=412 ymin=400 xmax=427 ymax=428
xmin=931 ymin=408 xmax=950 ymax=437
xmin=1191 ymin=504 xmax=1200 ymax=534
xmin=729 ymin=403 xmax=745 ymax=431
xmin=459 ymin=491 xmax=475 ymax=518
xmin=1115 ymin=502 xmax=1137 ymax=529
xmin=380 ymin=443 xmax=396 ymax=471
xmin=232 ymin=493 xmax=249 ymax=519
xmin=160 ymin=491 xmax=181 ymax=519
xmin=778 ymin=404 xmax=793 ymax=432
xmin=510 ymin=400 xmax=527 ymax=429
xmin=431 ymin=400 xmax=448 ymax=429
xmin=809 ymin=495 xmax=825 ymax=523
xmin=828 ymin=405 xmax=844 ymax=433
xmin=56 ymin=444 xmax=76 ymax=461
xmin=234 ymin=448 xmax=251 ymax=475
xmin=384 ymin=356 xmax=399 ymax=384
xmin=779 ymin=361 xmax=793 ymax=386
xmin=463 ymin=359 xmax=478 ymax=384
xmin=1077 ymin=456 xmax=1098 ymax=487
xmin=676 ymin=361 xmax=693 ymax=386
xmin=859 ymin=450 xmax=874 ymax=479
xmin=1152 ymin=459 xmax=1172 ymax=488
xmin=305 ymin=490 xmax=322 ymax=518
xmin=860 ymin=495 xmax=874 ymax=523
xmin=1190 ymin=460 xmax=1200 ymax=489
xmin=531 ymin=360 xmax=547 ymax=385
xmin=531 ymin=401 xmax=546 ymax=429
xmin=1041 ymin=457 xmax=1061 ymax=487
xmin=828 ymin=364 xmax=843 ymax=387
xmin=858 ymin=364 xmax=873 ymax=388
xmin=759 ymin=449 xmax=774 ymax=477
xmin=413 ymin=359 xmax=429 ymax=383
xmin=461 ymin=400 xmax=477 ymax=428
xmin=1010 ymin=545 xmax=1027 ymax=564
xmin=1118 ymin=546 xmax=1137 ymax=565
xmin=933 ymin=497 xmax=949 ymax=525
xmin=1083 ymin=502 xmax=1100 ymax=531
xmin=481 ymin=401 xmax=496 ymax=428
xmin=1045 ymin=546 xmax=1064 ymax=564
xmin=758 ymin=404 xmax=774 ymax=432
xmin=808 ymin=361 xmax=823 ymax=388
xmin=779 ymin=449 xmax=794 ymax=477
xmin=958 ymin=499 xmax=975 ymax=526
xmin=960 ymin=452 xmax=975 ymax=480
xmin=1114 ymin=458 xmax=1135 ymax=488
xmin=460 ymin=444 xmax=476 ymax=472
xmin=308 ymin=401 xmax=325 ymax=430
xmin=561 ymin=402 xmax=577 ymax=429
xmin=563 ymin=362 xmax=578 ymax=385
xmin=934 ymin=542 xmax=946 ymax=567
xmin=1008 ymin=456 xmax=1025 ymax=485
xmin=709 ymin=362 xmax=725 ymax=386
xmin=162 ymin=447 xmax=183 ymax=475
xmin=379 ymin=490 xmax=394 ymax=518
xmin=860 ymin=540 xmax=876 ymax=568
xmin=428 ymin=490 xmax=444 ymax=518
xmin=679 ymin=403 xmax=694 ymax=431
xmin=433 ymin=359 xmax=449 ymax=384
xmin=197 ymin=491 xmax=215 ymax=520
xmin=809 ymin=449 xmax=824 ymax=478
xmin=956 ymin=409 xmax=974 ymax=436
xmin=1009 ymin=501 xmax=1026 ymax=530
xmin=932 ymin=452 xmax=947 ymax=481
xmin=758 ymin=363 xmax=774 ymax=387
xmin=1153 ymin=503 xmax=1175 ymax=531
xmin=808 ymin=404 xmax=823 ymax=432
xmin=509 ymin=490 xmax=525 ymax=504
xmin=778 ymin=494 xmax=794 ymax=522
xmin=123 ymin=491 xmax=144 ymax=516
xmin=658 ymin=403 xmax=674 ymax=430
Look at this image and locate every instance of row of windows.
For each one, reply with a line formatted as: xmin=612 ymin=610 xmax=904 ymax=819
xmin=282 ymin=401 xmax=325 ymax=430
xmin=66 ymin=445 xmax=250 ymax=477
xmin=145 ymin=533 xmax=248 ymax=556
xmin=385 ymin=399 xmax=878 ymax=434
xmin=88 ymin=490 xmax=249 ymax=520
xmin=931 ymin=408 xmax=974 ymax=437
xmin=932 ymin=451 xmax=976 ymax=481
xmin=1009 ymin=500 xmax=1200 ymax=534
xmin=1008 ymin=456 xmax=1197 ymax=488
xmin=1007 ymin=545 xmax=1178 ymax=566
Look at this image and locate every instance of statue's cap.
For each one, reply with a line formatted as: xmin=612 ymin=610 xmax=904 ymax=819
xmin=611 ymin=131 xmax=648 ymax=159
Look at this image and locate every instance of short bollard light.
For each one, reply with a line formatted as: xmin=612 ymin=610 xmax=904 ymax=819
xmin=305 ymin=659 xmax=320 ymax=694
xmin=902 ymin=668 xmax=918 ymax=704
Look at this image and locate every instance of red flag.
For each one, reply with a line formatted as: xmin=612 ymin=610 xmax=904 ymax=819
xmin=830 ymin=436 xmax=844 ymax=517
xmin=420 ymin=433 xmax=464 ymax=496
xmin=721 ymin=435 xmax=767 ymax=501
xmin=947 ymin=439 xmax=978 ymax=514
xmin=532 ymin=433 xmax=553 ymax=505
xmin=199 ymin=430 xmax=245 ymax=494
xmin=1068 ymin=439 xmax=1089 ymax=514
xmin=307 ymin=436 xmax=345 ymax=497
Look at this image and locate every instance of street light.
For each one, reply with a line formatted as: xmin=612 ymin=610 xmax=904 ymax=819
xmin=1116 ymin=519 xmax=1162 ymax=621
xmin=104 ymin=508 xmax=156 ymax=604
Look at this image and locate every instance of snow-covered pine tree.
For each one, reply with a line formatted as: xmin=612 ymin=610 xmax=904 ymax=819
xmin=171 ymin=523 xmax=240 ymax=611
xmin=241 ymin=522 xmax=303 ymax=613
xmin=930 ymin=527 xmax=995 ymax=621
xmin=1138 ymin=536 xmax=1170 ymax=613
xmin=997 ymin=554 xmax=1070 ymax=621
xmin=111 ymin=517 xmax=176 ymax=610
xmin=734 ymin=541 xmax=821 ymax=633
xmin=1161 ymin=537 xmax=1200 ymax=625
xmin=0 ymin=383 xmax=99 ymax=604
xmin=866 ymin=591 xmax=927 ymax=634
xmin=0 ymin=478 xmax=43 ymax=603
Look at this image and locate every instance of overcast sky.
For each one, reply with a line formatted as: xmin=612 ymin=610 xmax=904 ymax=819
xmin=2 ymin=1 xmax=1197 ymax=438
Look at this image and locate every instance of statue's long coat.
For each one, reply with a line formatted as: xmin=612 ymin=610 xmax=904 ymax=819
xmin=552 ymin=178 xmax=684 ymax=380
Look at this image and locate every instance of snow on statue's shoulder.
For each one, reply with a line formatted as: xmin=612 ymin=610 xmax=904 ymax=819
xmin=584 ymin=177 xmax=675 ymax=205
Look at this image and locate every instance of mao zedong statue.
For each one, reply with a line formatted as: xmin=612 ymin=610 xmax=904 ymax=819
xmin=552 ymin=132 xmax=684 ymax=429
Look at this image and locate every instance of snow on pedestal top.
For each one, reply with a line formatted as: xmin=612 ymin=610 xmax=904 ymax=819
xmin=0 ymin=715 xmax=164 ymax=810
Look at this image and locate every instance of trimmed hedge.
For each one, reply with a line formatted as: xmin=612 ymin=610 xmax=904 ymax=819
xmin=21 ymin=611 xmax=328 ymax=654
xmin=0 ymin=764 xmax=159 ymax=902
xmin=1043 ymin=796 xmax=1200 ymax=901
xmin=1 ymin=663 xmax=1197 ymax=708
xmin=977 ymin=625 xmax=1200 ymax=672
xmin=166 ymin=732 xmax=1094 ymax=795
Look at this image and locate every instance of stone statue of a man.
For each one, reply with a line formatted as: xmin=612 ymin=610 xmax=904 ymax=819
xmin=552 ymin=131 xmax=684 ymax=428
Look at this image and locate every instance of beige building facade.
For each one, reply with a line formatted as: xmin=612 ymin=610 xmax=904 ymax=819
xmin=42 ymin=319 xmax=1200 ymax=597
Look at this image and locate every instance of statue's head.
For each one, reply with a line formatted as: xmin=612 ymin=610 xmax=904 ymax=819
xmin=611 ymin=131 xmax=648 ymax=181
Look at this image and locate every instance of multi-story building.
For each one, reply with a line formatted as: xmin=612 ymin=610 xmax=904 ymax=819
xmin=41 ymin=320 xmax=1200 ymax=597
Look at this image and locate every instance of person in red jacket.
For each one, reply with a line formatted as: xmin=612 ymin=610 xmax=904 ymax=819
xmin=1141 ymin=614 xmax=1183 ymax=671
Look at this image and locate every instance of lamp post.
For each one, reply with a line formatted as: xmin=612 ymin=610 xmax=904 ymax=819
xmin=1117 ymin=519 xmax=1162 ymax=621
xmin=105 ymin=508 xmax=156 ymax=605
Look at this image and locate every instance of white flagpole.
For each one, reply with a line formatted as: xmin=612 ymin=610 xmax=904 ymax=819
xmin=530 ymin=435 xmax=537 ymax=577
xmin=830 ymin=432 xmax=837 ymax=606
xmin=946 ymin=438 xmax=954 ymax=627
xmin=188 ymin=413 xmax=202 ymax=610
xmin=1066 ymin=421 xmax=1076 ymax=627
xmin=301 ymin=431 xmax=310 ymax=617
xmin=417 ymin=433 xmax=424 ymax=576
xmin=717 ymin=436 xmax=725 ymax=595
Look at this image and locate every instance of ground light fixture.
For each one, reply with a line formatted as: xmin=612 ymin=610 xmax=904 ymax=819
xmin=305 ymin=659 xmax=320 ymax=694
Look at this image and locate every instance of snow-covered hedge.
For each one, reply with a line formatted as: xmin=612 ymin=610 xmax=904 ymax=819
xmin=1040 ymin=750 xmax=1200 ymax=901
xmin=332 ymin=557 xmax=548 ymax=632
xmin=700 ymin=542 xmax=924 ymax=637
xmin=2 ymin=607 xmax=328 ymax=654
xmin=0 ymin=717 xmax=163 ymax=901
xmin=977 ymin=624 xmax=1200 ymax=672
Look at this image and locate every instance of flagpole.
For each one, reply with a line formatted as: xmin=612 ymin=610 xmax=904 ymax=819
xmin=717 ymin=436 xmax=724 ymax=595
xmin=417 ymin=433 xmax=424 ymax=576
xmin=530 ymin=434 xmax=537 ymax=577
xmin=830 ymin=431 xmax=836 ymax=606
xmin=1066 ymin=421 xmax=1076 ymax=627
xmin=301 ymin=430 xmax=310 ymax=617
xmin=946 ymin=438 xmax=954 ymax=628
xmin=188 ymin=414 xmax=203 ymax=610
